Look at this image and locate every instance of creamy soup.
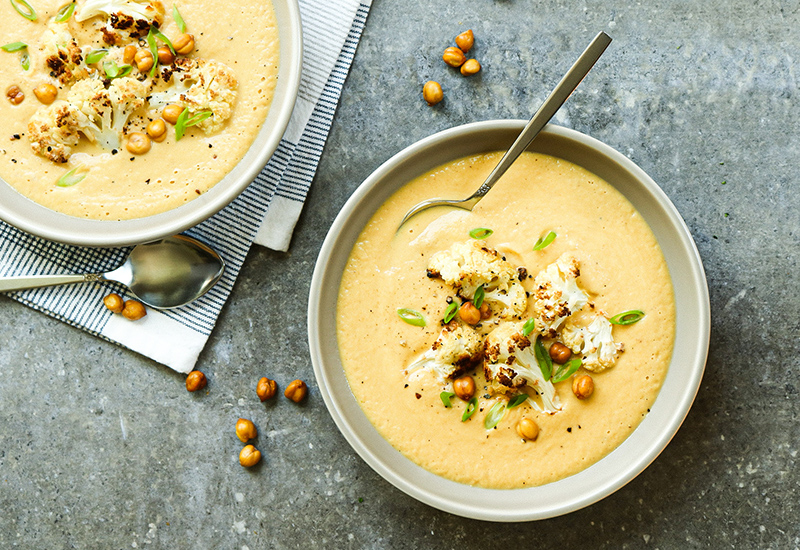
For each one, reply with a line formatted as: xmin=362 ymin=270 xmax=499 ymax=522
xmin=337 ymin=152 xmax=676 ymax=489
xmin=0 ymin=0 xmax=278 ymax=219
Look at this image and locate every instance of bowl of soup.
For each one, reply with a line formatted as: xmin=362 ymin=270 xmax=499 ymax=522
xmin=0 ymin=0 xmax=302 ymax=246
xmin=308 ymin=121 xmax=710 ymax=521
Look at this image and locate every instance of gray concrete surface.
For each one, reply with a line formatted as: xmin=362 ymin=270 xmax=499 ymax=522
xmin=2 ymin=0 xmax=799 ymax=548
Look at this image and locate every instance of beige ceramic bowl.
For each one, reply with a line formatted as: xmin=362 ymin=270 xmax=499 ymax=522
xmin=308 ymin=121 xmax=710 ymax=521
xmin=0 ymin=0 xmax=302 ymax=247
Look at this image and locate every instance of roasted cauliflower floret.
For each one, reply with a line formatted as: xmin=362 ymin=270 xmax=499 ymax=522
xmin=75 ymin=0 xmax=165 ymax=45
xmin=39 ymin=22 xmax=90 ymax=85
xmin=483 ymin=321 xmax=561 ymax=413
xmin=531 ymin=253 xmax=589 ymax=337
xmin=149 ymin=57 xmax=238 ymax=134
xmin=561 ymin=314 xmax=624 ymax=373
xmin=427 ymin=240 xmax=527 ymax=319
xmin=405 ymin=321 xmax=484 ymax=381
xmin=69 ymin=76 xmax=149 ymax=150
xmin=27 ymin=101 xmax=82 ymax=163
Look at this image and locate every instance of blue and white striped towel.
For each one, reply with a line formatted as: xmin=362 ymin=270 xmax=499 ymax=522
xmin=0 ymin=0 xmax=372 ymax=374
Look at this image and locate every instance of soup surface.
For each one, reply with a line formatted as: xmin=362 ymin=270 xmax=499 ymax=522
xmin=337 ymin=151 xmax=676 ymax=489
xmin=0 ymin=0 xmax=278 ymax=219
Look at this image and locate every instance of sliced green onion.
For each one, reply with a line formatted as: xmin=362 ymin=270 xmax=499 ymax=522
xmin=461 ymin=397 xmax=478 ymax=421
xmin=146 ymin=27 xmax=158 ymax=77
xmin=440 ymin=391 xmax=455 ymax=408
xmin=397 ymin=307 xmax=426 ymax=327
xmin=533 ymin=230 xmax=557 ymax=251
xmin=10 ymin=0 xmax=37 ymax=21
xmin=103 ymin=60 xmax=132 ymax=79
xmin=85 ymin=48 xmax=108 ymax=64
xmin=534 ymin=337 xmax=552 ymax=380
xmin=151 ymin=26 xmax=175 ymax=55
xmin=484 ymin=401 xmax=506 ymax=429
xmin=54 ymin=1 xmax=75 ymax=22
xmin=185 ymin=110 xmax=212 ymax=126
xmin=20 ymin=52 xmax=29 ymax=70
xmin=172 ymin=3 xmax=186 ymax=33
xmin=1 ymin=41 xmax=27 ymax=52
xmin=609 ymin=310 xmax=645 ymax=325
xmin=521 ymin=318 xmax=535 ymax=337
xmin=469 ymin=227 xmax=493 ymax=240
xmin=507 ymin=394 xmax=527 ymax=409
xmin=56 ymin=166 xmax=88 ymax=187
xmin=175 ymin=109 xmax=212 ymax=140
xmin=174 ymin=107 xmax=189 ymax=140
xmin=473 ymin=284 xmax=485 ymax=308
xmin=443 ymin=301 xmax=458 ymax=323
xmin=552 ymin=358 xmax=582 ymax=383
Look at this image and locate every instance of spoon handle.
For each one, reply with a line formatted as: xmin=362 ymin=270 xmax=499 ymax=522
xmin=469 ymin=31 xmax=612 ymax=200
xmin=0 ymin=273 xmax=97 ymax=292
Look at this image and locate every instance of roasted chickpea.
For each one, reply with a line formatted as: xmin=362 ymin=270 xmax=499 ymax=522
xmin=33 ymin=84 xmax=57 ymax=104
xmin=185 ymin=370 xmax=207 ymax=392
xmin=549 ymin=342 xmax=572 ymax=364
xmin=284 ymin=379 xmax=308 ymax=402
xmin=157 ymin=45 xmax=175 ymax=65
xmin=102 ymin=293 xmax=124 ymax=313
xmin=6 ymin=85 xmax=24 ymax=105
xmin=422 ymin=80 xmax=443 ymax=106
xmin=572 ymin=374 xmax=594 ymax=400
xmin=257 ymin=377 xmax=277 ymax=401
xmin=479 ymin=302 xmax=491 ymax=320
xmin=455 ymin=29 xmax=474 ymax=52
xmin=121 ymin=299 xmax=147 ymax=320
xmin=235 ymin=418 xmax=257 ymax=443
xmin=517 ymin=418 xmax=539 ymax=441
xmin=452 ymin=375 xmax=475 ymax=401
xmin=173 ymin=33 xmax=195 ymax=55
xmin=239 ymin=444 xmax=261 ymax=467
xmin=442 ymin=46 xmax=466 ymax=68
xmin=123 ymin=45 xmax=137 ymax=64
xmin=125 ymin=132 xmax=151 ymax=155
xmin=460 ymin=59 xmax=481 ymax=76
xmin=134 ymin=49 xmax=154 ymax=72
xmin=147 ymin=118 xmax=167 ymax=142
xmin=458 ymin=301 xmax=481 ymax=325
xmin=162 ymin=104 xmax=184 ymax=124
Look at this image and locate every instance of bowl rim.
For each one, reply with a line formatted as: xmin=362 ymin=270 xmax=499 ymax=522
xmin=308 ymin=120 xmax=710 ymax=521
xmin=0 ymin=0 xmax=303 ymax=248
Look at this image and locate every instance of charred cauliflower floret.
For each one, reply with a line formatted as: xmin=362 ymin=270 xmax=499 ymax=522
xmin=75 ymin=0 xmax=165 ymax=45
xmin=531 ymin=253 xmax=589 ymax=337
xmin=40 ymin=22 xmax=90 ymax=85
xmin=427 ymin=240 xmax=527 ymax=319
xmin=149 ymin=57 xmax=238 ymax=134
xmin=561 ymin=314 xmax=624 ymax=373
xmin=27 ymin=101 xmax=82 ymax=163
xmin=405 ymin=321 xmax=484 ymax=381
xmin=483 ymin=321 xmax=561 ymax=413
xmin=69 ymin=76 xmax=150 ymax=150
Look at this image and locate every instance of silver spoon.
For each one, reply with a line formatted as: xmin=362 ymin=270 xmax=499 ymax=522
xmin=399 ymin=31 xmax=612 ymax=228
xmin=0 ymin=235 xmax=225 ymax=309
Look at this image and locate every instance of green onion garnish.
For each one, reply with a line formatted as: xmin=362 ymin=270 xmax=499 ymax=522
xmin=552 ymin=358 xmax=582 ymax=383
xmin=54 ymin=1 xmax=75 ymax=22
xmin=1 ymin=41 xmax=27 ymax=52
xmin=522 ymin=318 xmax=535 ymax=337
xmin=85 ymin=48 xmax=108 ymax=64
xmin=440 ymin=391 xmax=455 ymax=408
xmin=174 ymin=108 xmax=212 ymax=140
xmin=172 ymin=3 xmax=186 ymax=33
xmin=56 ymin=166 xmax=88 ymax=187
xmin=443 ymin=301 xmax=458 ymax=323
xmin=10 ymin=0 xmax=36 ymax=21
xmin=397 ymin=307 xmax=426 ymax=327
xmin=609 ymin=310 xmax=645 ymax=325
xmin=469 ymin=227 xmax=493 ymax=240
xmin=473 ymin=284 xmax=485 ymax=308
xmin=484 ymin=401 xmax=506 ymax=429
xmin=533 ymin=230 xmax=557 ymax=251
xmin=461 ymin=397 xmax=478 ymax=421
xmin=534 ymin=337 xmax=552 ymax=380
xmin=103 ymin=60 xmax=132 ymax=79
xmin=20 ymin=52 xmax=29 ymax=70
xmin=151 ymin=26 xmax=176 ymax=55
xmin=146 ymin=27 xmax=159 ymax=77
xmin=507 ymin=394 xmax=527 ymax=409
xmin=174 ymin=107 xmax=189 ymax=140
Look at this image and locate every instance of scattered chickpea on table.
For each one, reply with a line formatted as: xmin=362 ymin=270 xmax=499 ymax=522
xmin=235 ymin=418 xmax=257 ymax=442
xmin=422 ymin=81 xmax=443 ymax=105
xmin=239 ymin=444 xmax=261 ymax=467
xmin=257 ymin=377 xmax=278 ymax=401
xmin=185 ymin=370 xmax=207 ymax=392
xmin=284 ymin=379 xmax=308 ymax=402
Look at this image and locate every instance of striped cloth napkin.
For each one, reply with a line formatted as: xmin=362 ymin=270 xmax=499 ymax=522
xmin=0 ymin=0 xmax=372 ymax=374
